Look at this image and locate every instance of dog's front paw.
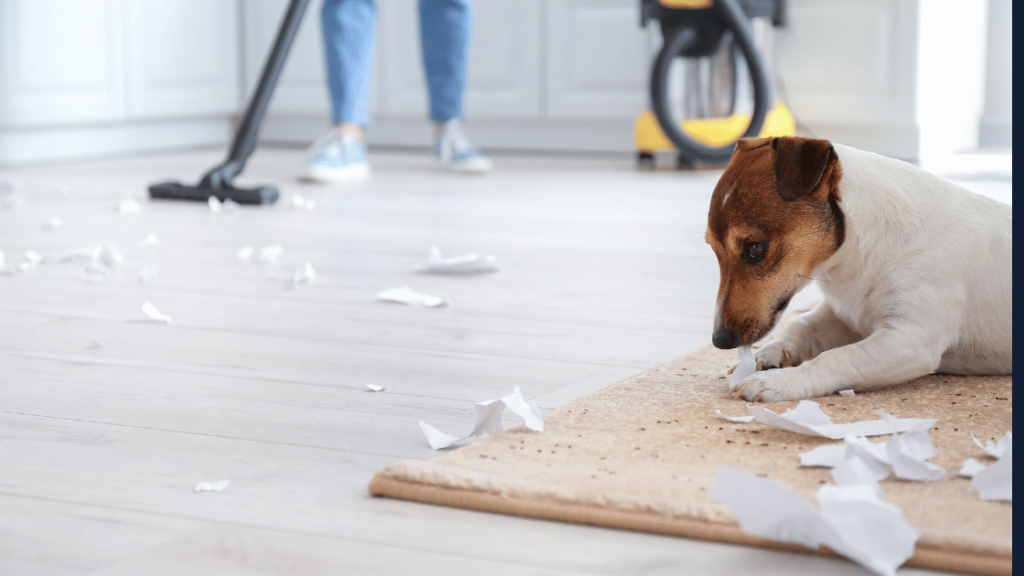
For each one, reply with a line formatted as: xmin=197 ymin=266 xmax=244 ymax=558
xmin=731 ymin=369 xmax=809 ymax=402
xmin=754 ymin=339 xmax=802 ymax=371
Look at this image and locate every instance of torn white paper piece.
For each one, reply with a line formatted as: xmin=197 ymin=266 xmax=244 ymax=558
xmin=839 ymin=389 xmax=856 ymax=397
xmin=208 ymin=196 xmax=239 ymax=213
xmin=366 ymin=384 xmax=385 ymax=392
xmin=88 ymin=340 xmax=104 ymax=350
xmin=747 ymin=400 xmax=936 ymax=439
xmin=729 ymin=346 xmax=756 ymax=389
xmin=293 ymin=262 xmax=316 ymax=284
xmin=972 ymin=431 xmax=1012 ymax=459
xmin=142 ymin=302 xmax=171 ymax=324
xmin=118 ymin=194 xmax=141 ymax=214
xmin=24 ymin=249 xmax=43 ymax=267
xmin=193 ymin=480 xmax=230 ymax=493
xmin=972 ymin=448 xmax=1012 ymax=501
xmin=830 ymin=454 xmax=885 ymax=494
xmin=43 ymin=217 xmax=63 ymax=231
xmin=886 ymin=420 xmax=946 ymax=482
xmin=417 ymin=246 xmax=499 ymax=275
xmin=713 ymin=467 xmax=919 ymax=576
xmin=959 ymin=458 xmax=986 ymax=478
xmin=83 ymin=261 xmax=109 ymax=282
xmin=99 ymin=245 xmax=122 ymax=268
xmin=716 ymin=409 xmax=755 ymax=423
xmin=237 ymin=246 xmax=254 ymax=260
xmin=419 ymin=386 xmax=543 ymax=450
xmin=258 ymin=245 xmax=282 ymax=262
xmin=291 ymin=193 xmax=316 ymax=210
xmin=140 ymin=233 xmax=158 ymax=248
xmin=377 ymin=286 xmax=447 ymax=308
xmin=139 ymin=268 xmax=157 ymax=283
xmin=0 ymin=250 xmax=5 ymax=270
xmin=961 ymin=432 xmax=1012 ymax=501
xmin=419 ymin=421 xmax=463 ymax=450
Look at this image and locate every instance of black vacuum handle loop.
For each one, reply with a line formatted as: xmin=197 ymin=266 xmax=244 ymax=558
xmin=649 ymin=0 xmax=771 ymax=163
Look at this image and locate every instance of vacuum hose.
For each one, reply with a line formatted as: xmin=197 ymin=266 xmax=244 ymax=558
xmin=649 ymin=0 xmax=771 ymax=163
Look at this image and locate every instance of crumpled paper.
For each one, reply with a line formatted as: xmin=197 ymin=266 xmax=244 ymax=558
xmin=712 ymin=467 xmax=919 ymax=576
xmin=416 ymin=246 xmax=499 ymax=275
xmin=292 ymin=262 xmax=316 ymax=284
xmin=118 ymin=193 xmax=141 ymax=214
xmin=377 ymin=286 xmax=448 ymax=308
xmin=208 ymin=196 xmax=240 ymax=213
xmin=366 ymin=384 xmax=384 ymax=392
xmin=799 ymin=418 xmax=946 ymax=482
xmin=194 ymin=480 xmax=230 ymax=493
xmin=142 ymin=302 xmax=171 ymax=324
xmin=959 ymin=432 xmax=1012 ymax=501
xmin=292 ymin=193 xmax=316 ymax=210
xmin=140 ymin=233 xmax=159 ymax=248
xmin=419 ymin=386 xmax=544 ymax=450
xmin=258 ymin=245 xmax=282 ymax=262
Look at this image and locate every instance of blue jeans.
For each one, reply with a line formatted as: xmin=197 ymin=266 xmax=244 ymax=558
xmin=321 ymin=0 xmax=471 ymax=126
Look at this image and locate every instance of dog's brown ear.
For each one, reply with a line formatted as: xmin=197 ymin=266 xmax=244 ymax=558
xmin=772 ymin=137 xmax=835 ymax=201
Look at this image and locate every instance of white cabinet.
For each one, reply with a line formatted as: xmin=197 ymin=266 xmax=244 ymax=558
xmin=545 ymin=0 xmax=649 ymax=119
xmin=124 ymin=0 xmax=240 ymax=119
xmin=378 ymin=0 xmax=541 ymax=119
xmin=0 ymin=0 xmax=238 ymax=164
xmin=0 ymin=0 xmax=124 ymax=128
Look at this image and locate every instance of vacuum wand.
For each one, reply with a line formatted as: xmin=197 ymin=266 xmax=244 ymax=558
xmin=148 ymin=0 xmax=311 ymax=204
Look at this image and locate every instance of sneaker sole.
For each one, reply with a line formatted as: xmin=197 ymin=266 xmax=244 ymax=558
xmin=441 ymin=157 xmax=493 ymax=174
xmin=299 ymin=164 xmax=370 ymax=183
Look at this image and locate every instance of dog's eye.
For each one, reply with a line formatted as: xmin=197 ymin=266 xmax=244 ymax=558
xmin=742 ymin=242 xmax=766 ymax=263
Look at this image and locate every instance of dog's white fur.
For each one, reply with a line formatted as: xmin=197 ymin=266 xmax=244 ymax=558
xmin=735 ymin=144 xmax=1013 ymax=402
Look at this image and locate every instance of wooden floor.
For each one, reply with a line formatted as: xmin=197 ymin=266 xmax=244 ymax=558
xmin=0 ymin=147 xmax=1009 ymax=575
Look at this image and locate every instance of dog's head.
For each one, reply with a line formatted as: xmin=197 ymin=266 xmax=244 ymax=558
xmin=706 ymin=136 xmax=845 ymax=349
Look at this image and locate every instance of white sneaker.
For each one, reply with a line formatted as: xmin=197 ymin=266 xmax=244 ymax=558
xmin=300 ymin=128 xmax=370 ymax=183
xmin=433 ymin=119 xmax=492 ymax=173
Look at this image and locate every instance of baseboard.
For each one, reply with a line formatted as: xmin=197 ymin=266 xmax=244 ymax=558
xmin=259 ymin=114 xmax=640 ymax=154
xmin=979 ymin=116 xmax=1012 ymax=148
xmin=0 ymin=119 xmax=232 ymax=166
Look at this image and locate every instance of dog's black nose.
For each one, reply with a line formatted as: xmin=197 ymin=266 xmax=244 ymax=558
xmin=712 ymin=328 xmax=738 ymax=349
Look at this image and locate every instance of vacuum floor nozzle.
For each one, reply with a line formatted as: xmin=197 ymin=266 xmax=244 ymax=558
xmin=148 ymin=181 xmax=279 ymax=205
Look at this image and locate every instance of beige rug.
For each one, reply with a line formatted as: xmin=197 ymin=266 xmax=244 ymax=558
xmin=370 ymin=328 xmax=1012 ymax=575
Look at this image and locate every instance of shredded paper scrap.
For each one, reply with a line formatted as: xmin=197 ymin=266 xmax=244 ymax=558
xmin=419 ymin=386 xmax=543 ymax=450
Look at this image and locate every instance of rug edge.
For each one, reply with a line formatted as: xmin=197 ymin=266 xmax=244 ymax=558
xmin=368 ymin=473 xmax=1012 ymax=576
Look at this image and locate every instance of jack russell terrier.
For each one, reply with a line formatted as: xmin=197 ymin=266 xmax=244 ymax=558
xmin=706 ymin=136 xmax=1012 ymax=402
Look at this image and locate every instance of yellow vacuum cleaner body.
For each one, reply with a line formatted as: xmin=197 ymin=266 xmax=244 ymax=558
xmin=637 ymin=0 xmax=792 ymax=168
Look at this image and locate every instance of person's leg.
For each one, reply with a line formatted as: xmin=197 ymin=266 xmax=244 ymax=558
xmin=418 ymin=0 xmax=470 ymax=126
xmin=302 ymin=0 xmax=375 ymax=182
xmin=419 ymin=0 xmax=491 ymax=173
xmin=322 ymin=0 xmax=377 ymax=139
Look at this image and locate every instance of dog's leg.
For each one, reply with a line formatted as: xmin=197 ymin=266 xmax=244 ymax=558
xmin=733 ymin=323 xmax=947 ymax=402
xmin=753 ymin=300 xmax=863 ymax=370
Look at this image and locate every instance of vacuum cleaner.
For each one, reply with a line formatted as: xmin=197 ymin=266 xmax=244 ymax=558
xmin=635 ymin=0 xmax=794 ymax=168
xmin=148 ymin=0 xmax=311 ymax=204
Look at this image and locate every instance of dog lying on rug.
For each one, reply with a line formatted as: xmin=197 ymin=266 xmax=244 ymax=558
xmin=706 ymin=136 xmax=1012 ymax=402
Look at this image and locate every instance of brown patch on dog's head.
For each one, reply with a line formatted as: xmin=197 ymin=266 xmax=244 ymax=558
xmin=706 ymin=136 xmax=845 ymax=348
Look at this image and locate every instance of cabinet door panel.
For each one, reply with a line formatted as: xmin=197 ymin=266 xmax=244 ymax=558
xmin=124 ymin=0 xmax=240 ymax=119
xmin=546 ymin=0 xmax=648 ymax=119
xmin=379 ymin=0 xmax=540 ymax=119
xmin=0 ymin=0 xmax=123 ymax=127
